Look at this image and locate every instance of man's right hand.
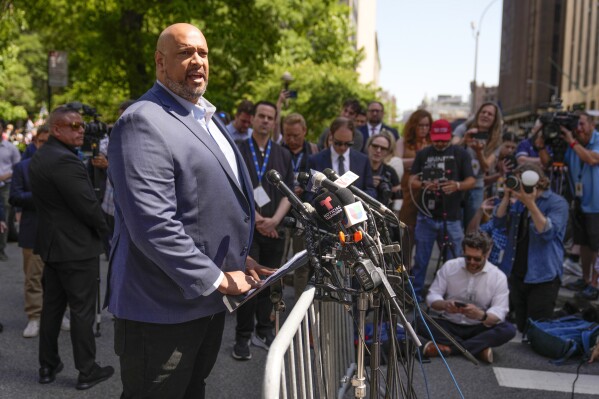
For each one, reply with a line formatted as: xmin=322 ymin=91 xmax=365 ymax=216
xmin=217 ymin=271 xmax=260 ymax=295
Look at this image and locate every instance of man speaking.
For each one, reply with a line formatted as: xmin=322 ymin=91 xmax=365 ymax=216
xmin=107 ymin=23 xmax=270 ymax=398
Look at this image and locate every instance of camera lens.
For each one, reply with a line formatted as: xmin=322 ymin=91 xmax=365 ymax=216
xmin=505 ymin=175 xmax=520 ymax=191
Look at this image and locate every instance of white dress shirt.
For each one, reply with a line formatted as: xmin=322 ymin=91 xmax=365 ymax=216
xmin=330 ymin=147 xmax=350 ymax=176
xmin=426 ymin=257 xmax=510 ymax=325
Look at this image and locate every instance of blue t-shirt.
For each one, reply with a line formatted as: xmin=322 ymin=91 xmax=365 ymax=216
xmin=565 ymin=130 xmax=599 ymax=213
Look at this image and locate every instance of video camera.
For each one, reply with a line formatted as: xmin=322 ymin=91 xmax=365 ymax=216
xmin=422 ymin=158 xmax=456 ymax=183
xmin=539 ymin=111 xmax=579 ymax=145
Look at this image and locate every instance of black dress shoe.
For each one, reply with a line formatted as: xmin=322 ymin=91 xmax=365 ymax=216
xmin=38 ymin=362 xmax=64 ymax=384
xmin=76 ymin=364 xmax=114 ymax=390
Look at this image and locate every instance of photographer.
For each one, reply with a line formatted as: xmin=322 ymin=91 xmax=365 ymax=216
xmin=453 ymin=102 xmax=503 ymax=229
xmin=366 ymin=133 xmax=400 ymax=206
xmin=537 ymin=111 xmax=599 ymax=300
xmin=494 ymin=163 xmax=568 ymax=332
xmin=409 ymin=119 xmax=475 ymax=301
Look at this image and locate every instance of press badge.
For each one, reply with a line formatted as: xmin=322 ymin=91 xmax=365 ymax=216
xmin=575 ymin=182 xmax=583 ymax=198
xmin=253 ymin=185 xmax=271 ymax=207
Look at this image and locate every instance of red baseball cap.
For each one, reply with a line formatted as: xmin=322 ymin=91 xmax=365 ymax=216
xmin=430 ymin=119 xmax=452 ymax=141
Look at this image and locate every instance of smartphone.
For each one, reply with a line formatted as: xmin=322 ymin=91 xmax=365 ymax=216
xmin=288 ymin=90 xmax=298 ymax=99
xmin=454 ymin=301 xmax=467 ymax=308
xmin=471 ymin=130 xmax=489 ymax=140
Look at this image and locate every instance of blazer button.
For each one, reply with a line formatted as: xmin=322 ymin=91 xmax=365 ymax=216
xmin=244 ymin=216 xmax=250 ymax=223
xmin=240 ymin=246 xmax=248 ymax=256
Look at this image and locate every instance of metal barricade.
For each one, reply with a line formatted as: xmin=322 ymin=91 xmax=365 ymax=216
xmin=263 ymin=286 xmax=356 ymax=399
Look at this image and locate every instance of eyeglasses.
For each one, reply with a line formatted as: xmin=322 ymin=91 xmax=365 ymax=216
xmin=333 ymin=140 xmax=354 ymax=148
xmin=368 ymin=109 xmax=382 ymax=113
xmin=464 ymin=255 xmax=483 ymax=262
xmin=370 ymin=143 xmax=389 ymax=152
xmin=58 ymin=122 xmax=86 ymax=130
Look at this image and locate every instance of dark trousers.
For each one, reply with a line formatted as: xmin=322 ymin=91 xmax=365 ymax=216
xmin=114 ymin=312 xmax=225 ymax=399
xmin=416 ymin=317 xmax=516 ymax=356
xmin=39 ymin=257 xmax=99 ymax=375
xmin=236 ymin=232 xmax=285 ymax=340
xmin=509 ymin=276 xmax=561 ymax=332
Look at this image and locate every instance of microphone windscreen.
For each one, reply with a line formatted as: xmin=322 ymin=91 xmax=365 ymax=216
xmin=335 ymin=187 xmax=355 ymax=205
xmin=266 ymin=169 xmax=281 ymax=185
xmin=313 ymin=191 xmax=344 ymax=226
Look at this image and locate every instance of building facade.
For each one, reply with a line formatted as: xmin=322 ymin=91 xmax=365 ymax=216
xmin=497 ymin=0 xmax=566 ymax=128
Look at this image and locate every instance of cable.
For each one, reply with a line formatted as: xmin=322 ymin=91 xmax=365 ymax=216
xmin=407 ymin=278 xmax=466 ymax=399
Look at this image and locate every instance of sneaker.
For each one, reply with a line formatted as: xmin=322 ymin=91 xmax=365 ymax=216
xmin=61 ymin=314 xmax=71 ymax=331
xmin=565 ymin=278 xmax=588 ymax=291
xmin=563 ymin=258 xmax=583 ymax=277
xmin=232 ymin=338 xmax=252 ymax=360
xmin=476 ymin=347 xmax=493 ymax=364
xmin=0 ymin=251 xmax=8 ymax=261
xmin=575 ymin=285 xmax=599 ymax=301
xmin=251 ymin=330 xmax=275 ymax=350
xmin=23 ymin=319 xmax=40 ymax=338
xmin=422 ymin=341 xmax=451 ymax=358
xmin=76 ymin=364 xmax=114 ymax=390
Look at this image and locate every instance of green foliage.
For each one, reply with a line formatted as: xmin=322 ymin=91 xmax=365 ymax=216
xmin=2 ymin=0 xmax=381 ymax=130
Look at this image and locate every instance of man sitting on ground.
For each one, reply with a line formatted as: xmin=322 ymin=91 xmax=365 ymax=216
xmin=416 ymin=230 xmax=516 ymax=364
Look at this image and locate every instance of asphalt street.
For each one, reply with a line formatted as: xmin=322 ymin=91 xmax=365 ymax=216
xmin=0 ymin=240 xmax=598 ymax=398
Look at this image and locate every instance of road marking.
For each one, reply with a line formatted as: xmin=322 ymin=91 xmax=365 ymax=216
xmin=493 ymin=367 xmax=599 ymax=395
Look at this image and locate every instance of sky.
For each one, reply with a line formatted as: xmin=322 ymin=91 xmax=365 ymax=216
xmin=376 ymin=0 xmax=503 ymax=113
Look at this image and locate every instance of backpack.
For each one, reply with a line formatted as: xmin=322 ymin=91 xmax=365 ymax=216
xmin=523 ymin=316 xmax=599 ymax=365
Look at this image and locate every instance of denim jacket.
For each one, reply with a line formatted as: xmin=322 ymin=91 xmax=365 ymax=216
xmin=493 ymin=190 xmax=569 ymax=284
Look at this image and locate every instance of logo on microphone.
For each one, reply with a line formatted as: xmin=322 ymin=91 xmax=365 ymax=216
xmin=320 ymin=196 xmax=334 ymax=210
xmin=343 ymin=202 xmax=368 ymax=227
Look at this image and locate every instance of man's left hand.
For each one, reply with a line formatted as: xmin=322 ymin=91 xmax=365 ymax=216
xmin=459 ymin=303 xmax=485 ymax=321
xmin=246 ymin=257 xmax=276 ymax=281
xmin=510 ymin=186 xmax=537 ymax=208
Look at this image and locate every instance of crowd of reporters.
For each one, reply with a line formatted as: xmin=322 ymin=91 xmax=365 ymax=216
xmin=1 ymin=92 xmax=598 ymax=391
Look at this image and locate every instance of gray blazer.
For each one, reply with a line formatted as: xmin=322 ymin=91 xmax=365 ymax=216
xmin=107 ymin=83 xmax=255 ymax=323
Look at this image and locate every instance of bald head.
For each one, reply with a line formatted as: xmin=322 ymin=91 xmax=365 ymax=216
xmin=155 ymin=23 xmax=209 ymax=103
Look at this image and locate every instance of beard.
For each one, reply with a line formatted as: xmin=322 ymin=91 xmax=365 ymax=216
xmin=164 ymin=73 xmax=207 ymax=103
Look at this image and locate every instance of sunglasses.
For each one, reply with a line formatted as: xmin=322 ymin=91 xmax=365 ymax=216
xmin=333 ymin=140 xmax=354 ymax=148
xmin=464 ymin=255 xmax=483 ymax=262
xmin=59 ymin=122 xmax=86 ymax=130
xmin=370 ymin=143 xmax=389 ymax=152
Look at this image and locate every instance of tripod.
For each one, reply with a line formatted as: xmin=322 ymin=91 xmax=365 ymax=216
xmin=432 ymin=186 xmax=457 ymax=276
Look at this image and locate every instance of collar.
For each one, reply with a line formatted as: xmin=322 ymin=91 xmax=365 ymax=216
xmin=156 ymin=80 xmax=216 ymax=123
xmin=369 ymin=123 xmax=383 ymax=131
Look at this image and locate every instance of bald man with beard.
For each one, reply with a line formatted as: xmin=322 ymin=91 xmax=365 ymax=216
xmin=107 ymin=23 xmax=272 ymax=398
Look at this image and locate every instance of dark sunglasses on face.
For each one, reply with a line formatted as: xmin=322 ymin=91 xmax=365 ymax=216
xmin=333 ymin=140 xmax=354 ymax=148
xmin=465 ymin=255 xmax=483 ymax=262
xmin=370 ymin=143 xmax=389 ymax=152
xmin=59 ymin=122 xmax=86 ymax=130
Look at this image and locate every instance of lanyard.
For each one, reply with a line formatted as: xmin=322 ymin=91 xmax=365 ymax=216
xmin=291 ymin=152 xmax=304 ymax=173
xmin=249 ymin=138 xmax=272 ymax=185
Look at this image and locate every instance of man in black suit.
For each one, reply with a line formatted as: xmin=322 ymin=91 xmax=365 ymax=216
xmin=308 ymin=117 xmax=376 ymax=198
xmin=29 ymin=106 xmax=114 ymax=390
xmin=358 ymin=101 xmax=399 ymax=152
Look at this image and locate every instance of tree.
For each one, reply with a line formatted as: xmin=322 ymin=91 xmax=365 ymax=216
xmin=4 ymin=0 xmax=381 ymax=129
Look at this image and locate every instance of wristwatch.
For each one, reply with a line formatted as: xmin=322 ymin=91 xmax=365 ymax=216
xmin=481 ymin=311 xmax=488 ymax=321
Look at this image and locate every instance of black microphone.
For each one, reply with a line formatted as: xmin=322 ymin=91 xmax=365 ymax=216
xmin=313 ymin=191 xmax=344 ymax=227
xmin=266 ymin=169 xmax=314 ymax=222
xmin=322 ymin=168 xmax=403 ymax=227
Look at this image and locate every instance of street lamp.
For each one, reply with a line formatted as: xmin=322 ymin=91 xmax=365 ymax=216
xmin=526 ymin=79 xmax=559 ymax=103
xmin=471 ymin=0 xmax=500 ymax=113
